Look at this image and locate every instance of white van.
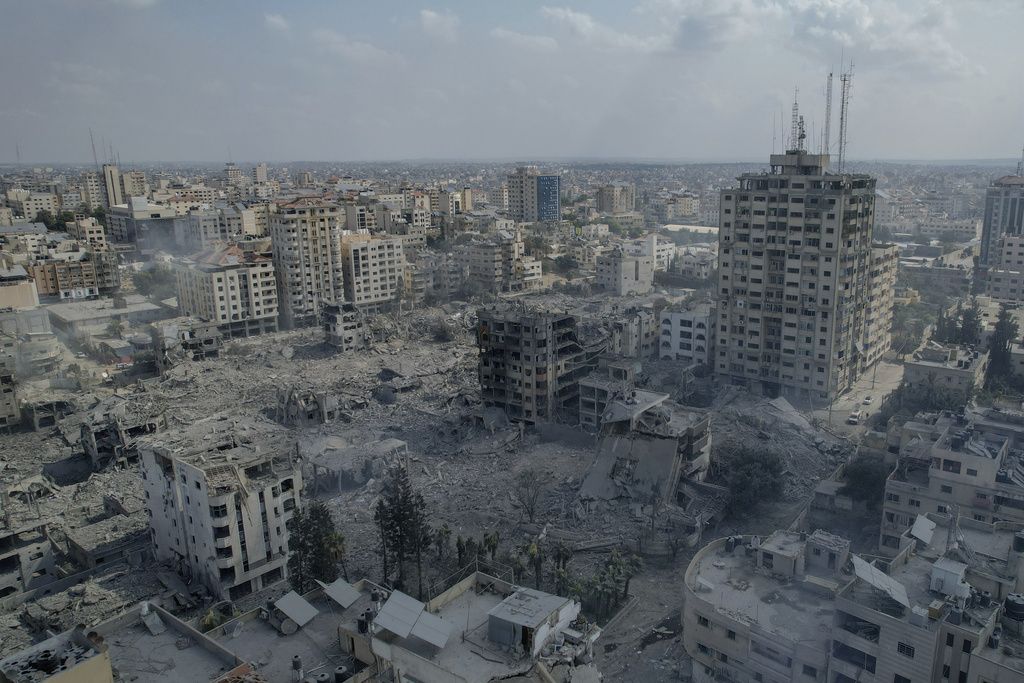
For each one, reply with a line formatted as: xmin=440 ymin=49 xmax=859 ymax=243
xmin=848 ymin=410 xmax=863 ymax=425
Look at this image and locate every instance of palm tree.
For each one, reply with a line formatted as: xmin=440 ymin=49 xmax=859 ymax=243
xmin=435 ymin=524 xmax=451 ymax=560
xmin=484 ymin=532 xmax=499 ymax=560
xmin=552 ymin=540 xmax=572 ymax=573
xmin=525 ymin=541 xmax=545 ymax=590
xmin=622 ymin=555 xmax=644 ymax=600
xmin=325 ymin=530 xmax=349 ymax=581
xmin=106 ymin=319 xmax=124 ymax=340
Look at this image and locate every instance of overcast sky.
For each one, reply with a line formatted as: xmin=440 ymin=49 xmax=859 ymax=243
xmin=2 ymin=0 xmax=1020 ymax=164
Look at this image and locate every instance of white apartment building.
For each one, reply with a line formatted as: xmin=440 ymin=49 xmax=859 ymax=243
xmin=595 ymin=250 xmax=654 ymax=296
xmin=4 ymin=190 xmax=57 ymax=219
xmin=624 ymin=233 xmax=675 ymax=270
xmin=339 ymin=234 xmax=404 ymax=313
xmin=660 ymin=303 xmax=713 ymax=364
xmin=269 ymin=198 xmax=346 ymax=328
xmin=66 ymin=215 xmax=106 ymax=248
xmin=173 ymin=243 xmax=278 ymax=337
xmin=140 ymin=429 xmax=301 ymax=602
xmin=715 ymin=148 xmax=888 ymax=401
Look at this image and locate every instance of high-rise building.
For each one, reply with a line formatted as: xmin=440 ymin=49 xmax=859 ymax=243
xmin=715 ymin=147 xmax=888 ymax=401
xmin=253 ymin=162 xmax=268 ymax=184
xmin=269 ymin=198 xmax=346 ymax=328
xmin=80 ymin=171 xmax=105 ymax=209
xmin=507 ymin=166 xmax=561 ymax=223
xmin=979 ymin=175 xmax=1024 ymax=268
xmin=597 ymin=182 xmax=635 ymax=214
xmin=339 ymin=233 xmax=404 ymax=313
xmin=173 ymin=243 xmax=279 ymax=337
xmin=102 ymin=164 xmax=123 ymax=207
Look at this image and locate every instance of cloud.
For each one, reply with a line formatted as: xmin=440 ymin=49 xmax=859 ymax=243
xmin=264 ymin=13 xmax=289 ymax=32
xmin=313 ymin=29 xmax=405 ymax=68
xmin=420 ymin=9 xmax=459 ymax=44
xmin=489 ymin=27 xmax=559 ymax=52
xmin=541 ymin=7 xmax=670 ymax=54
xmin=786 ymin=0 xmax=978 ymax=78
xmin=111 ymin=0 xmax=157 ymax=6
xmin=48 ymin=62 xmax=119 ymax=102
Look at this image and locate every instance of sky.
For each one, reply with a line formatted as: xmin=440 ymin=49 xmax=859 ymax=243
xmin=1 ymin=0 xmax=1021 ymax=164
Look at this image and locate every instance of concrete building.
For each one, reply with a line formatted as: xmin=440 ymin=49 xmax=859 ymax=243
xmin=0 ymin=355 xmax=18 ymax=429
xmin=65 ymin=215 xmax=106 ymax=248
xmin=902 ymin=344 xmax=988 ymax=396
xmin=106 ymin=198 xmax=178 ymax=254
xmin=507 ymin=166 xmax=561 ymax=223
xmin=660 ymin=303 xmax=713 ymax=364
xmin=0 ymin=263 xmax=40 ymax=309
xmin=455 ymin=230 xmax=540 ymax=293
xmin=683 ymin=530 xmax=849 ymax=683
xmin=597 ymin=182 xmax=635 ymax=214
xmin=979 ymin=175 xmax=1024 ymax=268
xmin=172 ymin=243 xmax=278 ymax=337
xmin=322 ymin=302 xmax=366 ymax=350
xmin=26 ymin=246 xmax=120 ymax=300
xmin=253 ymin=162 xmax=268 ymax=184
xmin=340 ymin=233 xmax=404 ymax=314
xmin=102 ymin=164 xmax=123 ymax=207
xmin=139 ymin=425 xmax=301 ymax=601
xmin=595 ymin=249 xmax=654 ymax=296
xmin=477 ymin=309 xmax=599 ymax=423
xmin=880 ymin=406 xmax=1024 ymax=551
xmin=624 ymin=233 xmax=675 ymax=270
xmin=984 ymin=235 xmax=1024 ymax=302
xmin=715 ymin=147 xmax=887 ymax=402
xmin=4 ymin=190 xmax=57 ymax=220
xmin=269 ymin=198 xmax=346 ymax=329
xmin=0 ymin=307 xmax=61 ymax=377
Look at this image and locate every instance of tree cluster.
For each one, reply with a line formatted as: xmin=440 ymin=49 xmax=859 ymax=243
xmin=133 ymin=267 xmax=177 ymax=301
xmin=287 ymin=500 xmax=343 ymax=594
xmin=985 ymin=303 xmax=1023 ymax=393
xmin=838 ymin=458 xmax=891 ymax=510
xmin=375 ymin=466 xmax=432 ymax=598
xmin=714 ymin=446 xmax=785 ymax=515
xmin=931 ymin=298 xmax=982 ymax=347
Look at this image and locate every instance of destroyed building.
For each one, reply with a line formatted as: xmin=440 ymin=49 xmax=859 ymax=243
xmin=274 ymin=386 xmax=339 ymax=428
xmin=0 ymin=355 xmax=18 ymax=430
xmin=476 ymin=308 xmax=600 ymax=423
xmin=60 ymin=394 xmax=167 ymax=470
xmin=139 ymin=422 xmax=301 ymax=601
xmin=0 ymin=522 xmax=56 ymax=600
xmin=579 ymin=357 xmax=639 ymax=430
xmin=150 ymin=318 xmax=223 ymax=372
xmin=322 ymin=301 xmax=366 ymax=350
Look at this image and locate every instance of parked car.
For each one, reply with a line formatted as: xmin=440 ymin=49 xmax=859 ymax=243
xmin=862 ymin=395 xmax=874 ymax=405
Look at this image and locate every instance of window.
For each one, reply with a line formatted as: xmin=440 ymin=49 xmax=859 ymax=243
xmin=897 ymin=642 xmax=915 ymax=658
xmin=940 ymin=485 xmax=952 ymax=494
xmin=909 ymin=499 xmax=921 ymax=508
xmin=727 ymin=630 xmax=736 ymax=640
xmin=803 ymin=665 xmax=817 ymax=677
xmin=966 ymin=469 xmax=978 ymax=477
xmin=946 ymin=634 xmax=955 ymax=647
xmin=962 ymin=639 xmax=973 ymax=653
xmin=894 ymin=676 xmax=911 ymax=683
xmin=698 ymin=615 xmax=710 ymax=628
xmin=942 ymin=665 xmax=950 ymax=678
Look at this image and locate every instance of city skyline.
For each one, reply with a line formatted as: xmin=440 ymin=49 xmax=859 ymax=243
xmin=2 ymin=0 xmax=1021 ymax=164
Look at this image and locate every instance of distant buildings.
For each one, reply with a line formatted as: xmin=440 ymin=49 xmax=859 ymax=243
xmin=979 ymin=175 xmax=1024 ymax=268
xmin=597 ymin=182 xmax=635 ymax=214
xmin=507 ymin=166 xmax=561 ymax=223
xmin=715 ymin=147 xmax=892 ymax=401
xmin=455 ymin=229 xmax=540 ymax=293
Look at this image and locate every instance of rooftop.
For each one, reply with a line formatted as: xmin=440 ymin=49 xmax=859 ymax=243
xmin=45 ymin=294 xmax=160 ymax=323
xmin=689 ymin=541 xmax=838 ymax=647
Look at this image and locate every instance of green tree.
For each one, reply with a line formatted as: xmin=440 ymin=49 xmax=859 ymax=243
xmin=106 ymin=319 xmax=125 ymax=340
xmin=325 ymin=530 xmax=349 ymax=582
xmin=719 ymin=447 xmax=785 ymax=515
xmin=374 ymin=466 xmax=431 ymax=595
xmin=960 ymin=298 xmax=982 ymax=346
xmin=33 ymin=210 xmax=56 ymax=230
xmin=987 ymin=303 xmax=1020 ymax=389
xmin=513 ymin=468 xmax=547 ymax=524
xmin=287 ymin=500 xmax=340 ymax=594
xmin=524 ymin=540 xmax=546 ymax=590
xmin=621 ymin=554 xmax=644 ymax=600
xmin=838 ymin=458 xmax=891 ymax=510
xmin=133 ymin=267 xmax=177 ymax=301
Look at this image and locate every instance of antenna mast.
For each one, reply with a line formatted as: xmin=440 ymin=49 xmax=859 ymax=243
xmin=837 ymin=62 xmax=854 ymax=173
xmin=790 ymin=87 xmax=799 ymax=151
xmin=1017 ymin=141 xmax=1023 ymax=177
xmin=89 ymin=129 xmax=100 ymax=173
xmin=824 ymin=71 xmax=833 ymax=157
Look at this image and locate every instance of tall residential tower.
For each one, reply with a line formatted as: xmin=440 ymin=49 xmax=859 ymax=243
xmin=715 ymin=147 xmax=893 ymax=402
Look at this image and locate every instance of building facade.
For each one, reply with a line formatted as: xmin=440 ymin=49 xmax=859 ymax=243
xmin=660 ymin=304 xmax=713 ymax=364
xmin=269 ymin=198 xmax=346 ymax=328
xmin=715 ymin=149 xmax=885 ymax=401
xmin=339 ymin=234 xmax=404 ymax=314
xmin=507 ymin=166 xmax=561 ymax=223
xmin=597 ymin=182 xmax=635 ymax=214
xmin=979 ymin=175 xmax=1024 ymax=269
xmin=173 ymin=243 xmax=278 ymax=337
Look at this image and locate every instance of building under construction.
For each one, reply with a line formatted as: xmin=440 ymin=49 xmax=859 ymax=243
xmin=476 ymin=308 xmax=599 ymax=423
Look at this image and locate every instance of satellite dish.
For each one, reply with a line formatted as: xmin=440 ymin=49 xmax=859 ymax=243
xmin=101 ymin=371 xmax=109 ymax=378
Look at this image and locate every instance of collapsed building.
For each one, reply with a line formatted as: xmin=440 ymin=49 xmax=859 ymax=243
xmin=323 ymin=301 xmax=366 ymax=350
xmin=476 ymin=308 xmax=601 ymax=423
xmin=59 ymin=394 xmax=167 ymax=470
xmin=139 ymin=420 xmax=301 ymax=601
xmin=274 ymin=386 xmax=339 ymax=428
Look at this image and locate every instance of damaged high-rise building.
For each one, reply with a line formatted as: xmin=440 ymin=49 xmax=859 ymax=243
xmin=139 ymin=425 xmax=301 ymax=601
xmin=476 ymin=309 xmax=600 ymax=423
